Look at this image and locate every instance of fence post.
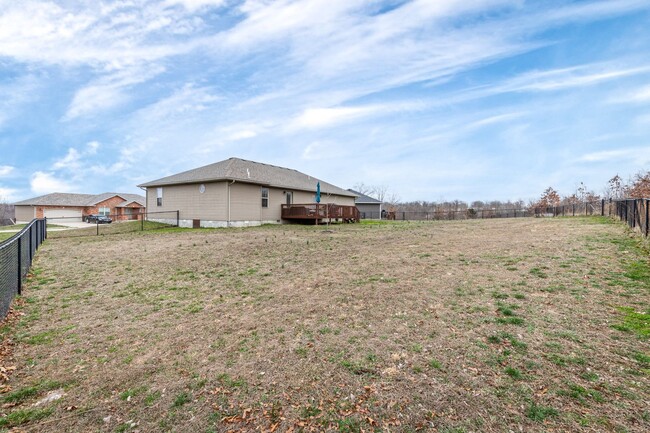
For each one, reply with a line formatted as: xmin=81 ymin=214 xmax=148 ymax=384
xmin=632 ymin=200 xmax=637 ymax=228
xmin=646 ymin=199 xmax=649 ymax=237
xmin=177 ymin=210 xmax=180 ymax=227
xmin=44 ymin=217 xmax=47 ymax=239
xmin=17 ymin=235 xmax=22 ymax=295
xmin=141 ymin=214 xmax=144 ymax=231
xmin=601 ymin=199 xmax=604 ymax=216
xmin=28 ymin=225 xmax=33 ymax=262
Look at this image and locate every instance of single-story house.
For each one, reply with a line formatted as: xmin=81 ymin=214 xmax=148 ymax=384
xmin=348 ymin=189 xmax=382 ymax=219
xmin=137 ymin=157 xmax=358 ymax=228
xmin=14 ymin=192 xmax=146 ymax=223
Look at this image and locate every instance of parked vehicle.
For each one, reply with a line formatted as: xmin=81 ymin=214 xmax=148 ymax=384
xmin=86 ymin=214 xmax=112 ymax=224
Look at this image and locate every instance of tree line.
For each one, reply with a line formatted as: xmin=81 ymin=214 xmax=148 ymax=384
xmin=533 ymin=170 xmax=650 ymax=209
xmin=354 ymin=169 xmax=650 ymax=214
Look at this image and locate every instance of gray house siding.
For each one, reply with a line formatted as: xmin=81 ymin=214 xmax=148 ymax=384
xmin=140 ymin=158 xmax=356 ymax=227
xmin=147 ymin=182 xmax=355 ymax=228
xmin=357 ymin=203 xmax=382 ymax=219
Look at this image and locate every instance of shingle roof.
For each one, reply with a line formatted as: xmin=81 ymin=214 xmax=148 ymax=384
xmin=347 ymin=189 xmax=382 ymax=204
xmin=91 ymin=193 xmax=146 ymax=207
xmin=14 ymin=192 xmax=146 ymax=207
xmin=115 ymin=198 xmax=146 ymax=207
xmin=138 ymin=157 xmax=356 ymax=197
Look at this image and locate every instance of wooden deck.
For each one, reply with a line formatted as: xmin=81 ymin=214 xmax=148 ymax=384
xmin=281 ymin=204 xmax=360 ymax=223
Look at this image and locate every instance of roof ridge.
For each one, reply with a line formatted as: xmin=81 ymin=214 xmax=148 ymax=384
xmin=137 ymin=157 xmax=355 ymax=197
xmin=234 ymin=157 xmax=303 ymax=175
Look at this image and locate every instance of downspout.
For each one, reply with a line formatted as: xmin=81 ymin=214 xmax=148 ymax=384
xmin=228 ymin=180 xmax=236 ymax=227
xmin=138 ymin=186 xmax=147 ymax=222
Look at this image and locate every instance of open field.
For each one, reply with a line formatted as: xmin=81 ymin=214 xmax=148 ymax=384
xmin=1 ymin=217 xmax=648 ymax=432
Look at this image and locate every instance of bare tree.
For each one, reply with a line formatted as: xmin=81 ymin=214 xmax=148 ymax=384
xmin=576 ymin=182 xmax=587 ymax=202
xmin=604 ymin=174 xmax=626 ymax=199
xmin=352 ymin=183 xmax=401 ymax=209
xmin=369 ymin=184 xmax=389 ymax=202
xmin=351 ymin=182 xmax=374 ymax=196
xmin=0 ymin=197 xmax=15 ymax=225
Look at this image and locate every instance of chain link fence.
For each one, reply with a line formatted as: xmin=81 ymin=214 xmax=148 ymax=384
xmin=611 ymin=198 xmax=650 ymax=237
xmin=532 ymin=200 xmax=605 ymax=217
xmin=46 ymin=210 xmax=180 ymax=239
xmin=0 ymin=219 xmax=46 ymax=319
xmin=362 ymin=208 xmax=532 ymax=221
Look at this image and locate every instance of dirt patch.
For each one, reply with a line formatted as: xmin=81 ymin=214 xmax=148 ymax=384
xmin=1 ymin=217 xmax=648 ymax=432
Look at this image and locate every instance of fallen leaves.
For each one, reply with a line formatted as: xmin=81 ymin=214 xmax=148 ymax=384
xmin=0 ymin=305 xmax=23 ymax=384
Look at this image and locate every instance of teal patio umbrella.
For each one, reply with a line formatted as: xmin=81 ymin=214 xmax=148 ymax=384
xmin=316 ymin=182 xmax=321 ymax=203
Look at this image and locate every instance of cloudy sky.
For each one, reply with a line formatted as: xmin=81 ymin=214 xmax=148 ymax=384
xmin=1 ymin=0 xmax=649 ymax=203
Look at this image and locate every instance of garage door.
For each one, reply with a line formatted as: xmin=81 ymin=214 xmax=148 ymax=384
xmin=44 ymin=208 xmax=83 ymax=223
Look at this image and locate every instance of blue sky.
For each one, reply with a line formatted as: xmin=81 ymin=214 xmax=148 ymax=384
xmin=1 ymin=0 xmax=649 ymax=203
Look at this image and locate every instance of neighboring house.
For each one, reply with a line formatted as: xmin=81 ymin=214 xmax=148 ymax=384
xmin=348 ymin=189 xmax=382 ymax=219
xmin=138 ymin=157 xmax=357 ymax=228
xmin=14 ymin=192 xmax=146 ymax=223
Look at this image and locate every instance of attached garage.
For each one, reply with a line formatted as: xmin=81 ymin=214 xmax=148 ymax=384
xmin=43 ymin=208 xmax=83 ymax=223
xmin=15 ymin=206 xmax=35 ymax=223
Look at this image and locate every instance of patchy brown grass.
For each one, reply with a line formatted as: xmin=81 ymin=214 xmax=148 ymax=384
xmin=1 ymin=217 xmax=649 ymax=432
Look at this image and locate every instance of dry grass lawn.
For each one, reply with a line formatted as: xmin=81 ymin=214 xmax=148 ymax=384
xmin=1 ymin=217 xmax=648 ymax=432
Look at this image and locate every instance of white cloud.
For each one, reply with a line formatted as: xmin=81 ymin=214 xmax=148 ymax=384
xmin=0 ymin=165 xmax=14 ymax=177
xmin=52 ymin=148 xmax=81 ymax=170
xmin=63 ymin=66 xmax=165 ymax=120
xmin=290 ymin=106 xmax=382 ymax=130
xmin=165 ymin=0 xmax=227 ymax=12
xmin=609 ymin=85 xmax=650 ymax=104
xmin=0 ymin=186 xmax=18 ymax=201
xmin=228 ymin=130 xmax=257 ymax=140
xmin=0 ymin=74 xmax=41 ymax=130
xmin=506 ymin=66 xmax=650 ymax=92
xmin=0 ymin=1 xmax=210 ymax=71
xmin=64 ymin=84 xmax=129 ymax=120
xmin=632 ymin=86 xmax=650 ymax=102
xmin=87 ymin=141 xmax=100 ymax=154
xmin=132 ymin=83 xmax=220 ymax=122
xmin=30 ymin=172 xmax=75 ymax=194
xmin=579 ymin=147 xmax=650 ymax=163
xmin=289 ymin=102 xmax=425 ymax=130
xmin=301 ymin=140 xmax=347 ymax=161
xmin=468 ymin=112 xmax=526 ymax=128
xmin=51 ymin=142 xmax=102 ymax=171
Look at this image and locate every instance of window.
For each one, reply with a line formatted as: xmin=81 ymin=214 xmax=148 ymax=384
xmin=99 ymin=207 xmax=110 ymax=216
xmin=261 ymin=188 xmax=269 ymax=208
xmin=157 ymin=187 xmax=163 ymax=206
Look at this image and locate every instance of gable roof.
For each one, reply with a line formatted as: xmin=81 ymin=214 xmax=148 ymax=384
xmin=348 ymin=189 xmax=382 ymax=204
xmin=14 ymin=192 xmax=146 ymax=207
xmin=115 ymin=199 xmax=146 ymax=208
xmin=138 ymin=157 xmax=356 ymax=197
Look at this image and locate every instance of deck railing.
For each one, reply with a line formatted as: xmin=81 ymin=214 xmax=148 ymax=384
xmin=281 ymin=204 xmax=360 ymax=222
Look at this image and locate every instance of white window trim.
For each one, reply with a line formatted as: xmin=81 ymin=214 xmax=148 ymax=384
xmin=261 ymin=187 xmax=269 ymax=208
